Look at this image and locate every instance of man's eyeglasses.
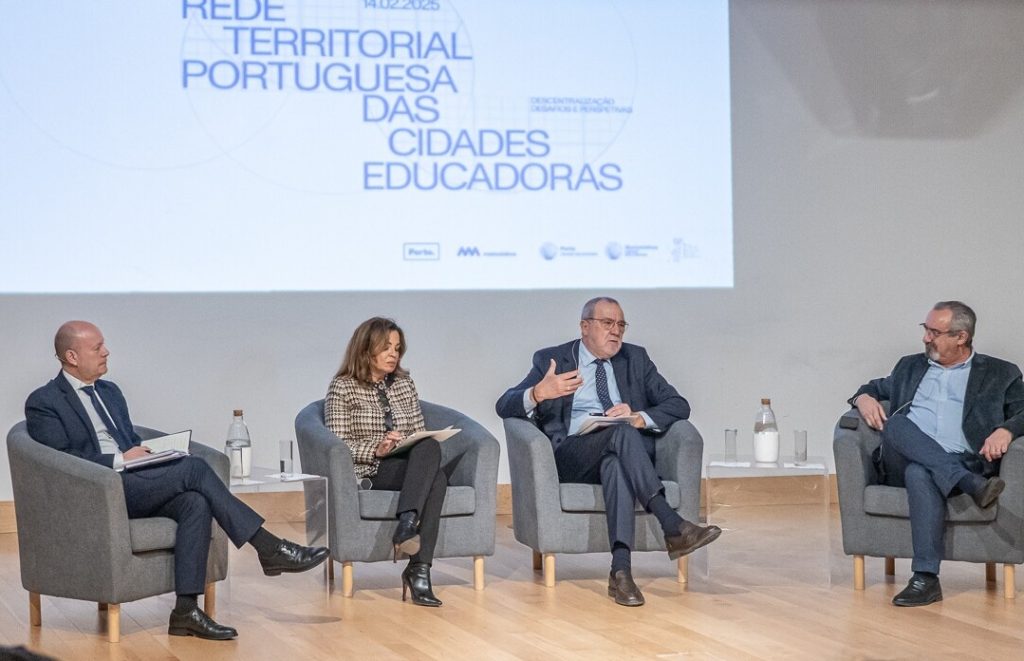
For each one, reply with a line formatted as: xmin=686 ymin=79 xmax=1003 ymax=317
xmin=919 ymin=323 xmax=960 ymax=339
xmin=585 ymin=318 xmax=629 ymax=332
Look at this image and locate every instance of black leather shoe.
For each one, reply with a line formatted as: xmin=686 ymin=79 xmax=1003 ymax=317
xmin=401 ymin=562 xmax=442 ymax=607
xmin=973 ymin=476 xmax=1005 ymax=509
xmin=258 ymin=538 xmax=330 ymax=576
xmin=607 ymin=570 xmax=645 ymax=607
xmin=168 ymin=605 xmax=237 ymax=640
xmin=392 ymin=511 xmax=421 ymax=562
xmin=892 ymin=573 xmax=943 ymax=607
xmin=665 ymin=521 xmax=722 ymax=559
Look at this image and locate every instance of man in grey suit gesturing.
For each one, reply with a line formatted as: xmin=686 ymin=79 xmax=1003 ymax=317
xmin=851 ymin=301 xmax=1024 ymax=606
xmin=496 ymin=297 xmax=720 ymax=607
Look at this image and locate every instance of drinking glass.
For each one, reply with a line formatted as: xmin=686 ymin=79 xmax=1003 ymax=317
xmin=279 ymin=439 xmax=295 ymax=478
xmin=794 ymin=430 xmax=808 ymax=463
xmin=724 ymin=428 xmax=738 ymax=461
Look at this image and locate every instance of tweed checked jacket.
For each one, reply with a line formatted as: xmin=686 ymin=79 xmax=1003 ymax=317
xmin=324 ymin=373 xmax=426 ymax=478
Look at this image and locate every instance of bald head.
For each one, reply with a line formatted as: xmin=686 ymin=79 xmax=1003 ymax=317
xmin=55 ymin=321 xmax=109 ymax=383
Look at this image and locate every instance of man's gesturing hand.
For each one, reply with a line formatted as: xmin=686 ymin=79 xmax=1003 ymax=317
xmin=532 ymin=359 xmax=583 ymax=404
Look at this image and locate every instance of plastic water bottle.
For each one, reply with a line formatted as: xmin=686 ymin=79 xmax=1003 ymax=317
xmin=753 ymin=398 xmax=780 ymax=463
xmin=226 ymin=409 xmax=252 ymax=478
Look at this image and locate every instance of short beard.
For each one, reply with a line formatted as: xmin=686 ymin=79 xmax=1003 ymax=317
xmin=925 ymin=344 xmax=940 ymax=361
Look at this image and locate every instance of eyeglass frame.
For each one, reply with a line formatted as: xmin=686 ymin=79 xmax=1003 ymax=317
xmin=919 ymin=323 xmax=962 ymax=339
xmin=584 ymin=317 xmax=629 ymax=332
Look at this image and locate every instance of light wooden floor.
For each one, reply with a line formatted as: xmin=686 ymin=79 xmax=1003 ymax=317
xmin=1 ymin=506 xmax=1021 ymax=660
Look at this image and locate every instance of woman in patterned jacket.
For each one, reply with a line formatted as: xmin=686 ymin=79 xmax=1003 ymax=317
xmin=324 ymin=317 xmax=448 ymax=607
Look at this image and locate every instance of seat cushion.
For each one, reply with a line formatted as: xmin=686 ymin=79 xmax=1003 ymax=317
xmin=358 ymin=486 xmax=476 ymax=519
xmin=129 ymin=517 xmax=178 ymax=552
xmin=863 ymin=485 xmax=997 ymax=522
xmin=559 ymin=480 xmax=681 ymax=513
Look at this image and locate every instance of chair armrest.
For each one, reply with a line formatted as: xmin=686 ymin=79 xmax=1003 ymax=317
xmin=654 ymin=421 xmax=703 ymax=521
xmin=7 ymin=429 xmax=133 ymax=594
xmin=422 ymin=400 xmax=500 ymax=491
xmin=833 ymin=409 xmax=881 ymax=521
xmin=294 ymin=402 xmax=361 ymax=545
xmin=996 ymin=441 xmax=1024 ymax=541
xmin=188 ymin=441 xmax=230 ymax=484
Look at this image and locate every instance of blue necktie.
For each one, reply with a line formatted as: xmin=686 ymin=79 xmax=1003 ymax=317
xmin=594 ymin=359 xmax=615 ymax=412
xmin=81 ymin=385 xmax=133 ymax=451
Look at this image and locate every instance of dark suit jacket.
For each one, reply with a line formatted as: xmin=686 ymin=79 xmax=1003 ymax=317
xmin=495 ymin=340 xmax=689 ymax=450
xmin=25 ymin=372 xmax=142 ymax=468
xmin=850 ymin=352 xmax=1024 ymax=472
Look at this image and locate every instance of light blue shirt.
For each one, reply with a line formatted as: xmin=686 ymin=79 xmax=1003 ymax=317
xmin=568 ymin=341 xmax=627 ymax=435
xmin=907 ymin=353 xmax=974 ymax=454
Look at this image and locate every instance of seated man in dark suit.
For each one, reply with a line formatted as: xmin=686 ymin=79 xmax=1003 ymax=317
xmin=496 ymin=297 xmax=720 ymax=607
xmin=850 ymin=301 xmax=1024 ymax=606
xmin=25 ymin=321 xmax=330 ymax=640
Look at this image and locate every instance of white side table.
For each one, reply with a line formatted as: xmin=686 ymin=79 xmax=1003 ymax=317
xmin=704 ymin=454 xmax=831 ymax=586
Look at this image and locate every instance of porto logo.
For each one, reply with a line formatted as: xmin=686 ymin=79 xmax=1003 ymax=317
xmin=456 ymin=246 xmax=481 ymax=257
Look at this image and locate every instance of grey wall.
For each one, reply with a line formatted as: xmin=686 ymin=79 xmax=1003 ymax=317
xmin=4 ymin=0 xmax=1024 ymax=499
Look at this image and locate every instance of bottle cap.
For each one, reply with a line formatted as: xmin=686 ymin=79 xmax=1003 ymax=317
xmin=761 ymin=398 xmax=771 ymax=405
xmin=233 ymin=409 xmax=243 ymax=417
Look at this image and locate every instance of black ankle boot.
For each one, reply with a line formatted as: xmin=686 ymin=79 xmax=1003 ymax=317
xmin=392 ymin=511 xmax=421 ymax=562
xmin=401 ymin=561 xmax=442 ymax=607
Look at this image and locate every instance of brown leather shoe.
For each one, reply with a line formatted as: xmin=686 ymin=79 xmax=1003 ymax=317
xmin=607 ymin=570 xmax=645 ymax=607
xmin=665 ymin=520 xmax=722 ymax=559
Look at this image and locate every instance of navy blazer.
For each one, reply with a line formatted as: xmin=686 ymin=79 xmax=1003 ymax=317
xmin=25 ymin=372 xmax=142 ymax=468
xmin=495 ymin=340 xmax=689 ymax=450
xmin=850 ymin=352 xmax=1024 ymax=472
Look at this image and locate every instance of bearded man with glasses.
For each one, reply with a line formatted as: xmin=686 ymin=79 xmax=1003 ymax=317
xmin=850 ymin=300 xmax=1024 ymax=607
xmin=496 ymin=296 xmax=720 ymax=607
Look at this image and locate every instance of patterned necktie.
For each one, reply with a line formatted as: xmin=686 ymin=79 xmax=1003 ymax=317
xmin=81 ymin=385 xmax=133 ymax=451
xmin=594 ymin=359 xmax=615 ymax=412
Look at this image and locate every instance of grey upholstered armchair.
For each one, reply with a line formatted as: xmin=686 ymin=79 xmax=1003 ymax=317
xmin=6 ymin=421 xmax=229 ymax=642
xmin=503 ymin=417 xmax=703 ymax=586
xmin=834 ymin=409 xmax=1024 ymax=598
xmin=294 ymin=399 xmax=499 ymax=596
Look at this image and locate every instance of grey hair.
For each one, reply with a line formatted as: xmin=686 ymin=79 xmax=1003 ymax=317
xmin=581 ymin=296 xmax=621 ymax=320
xmin=933 ymin=300 xmax=976 ymax=347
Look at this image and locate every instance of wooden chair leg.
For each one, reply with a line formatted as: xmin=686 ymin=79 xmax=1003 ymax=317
xmin=884 ymin=556 xmax=895 ymax=576
xmin=677 ymin=555 xmax=688 ymax=584
xmin=986 ymin=562 xmax=997 ymax=583
xmin=98 ymin=602 xmax=108 ymax=611
xmin=29 ymin=592 xmax=41 ymax=626
xmin=543 ymin=553 xmax=555 ymax=588
xmin=473 ymin=556 xmax=485 ymax=591
xmin=532 ymin=550 xmax=542 ymax=571
xmin=853 ymin=555 xmax=865 ymax=590
xmin=1005 ymin=564 xmax=1016 ymax=599
xmin=107 ymin=603 xmax=120 ymax=643
xmin=341 ymin=561 xmax=354 ymax=597
xmin=204 ymin=583 xmax=216 ymax=619
xmin=326 ymin=558 xmax=334 ymax=581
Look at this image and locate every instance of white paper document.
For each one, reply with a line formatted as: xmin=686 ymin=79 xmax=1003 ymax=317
xmin=577 ymin=416 xmax=634 ymax=436
xmin=386 ymin=426 xmax=461 ymax=456
xmin=141 ymin=430 xmax=192 ymax=453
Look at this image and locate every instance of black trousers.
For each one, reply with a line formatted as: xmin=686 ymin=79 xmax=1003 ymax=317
xmin=554 ymin=424 xmax=664 ymax=549
xmin=371 ymin=439 xmax=447 ymax=565
xmin=121 ymin=456 xmax=265 ymax=595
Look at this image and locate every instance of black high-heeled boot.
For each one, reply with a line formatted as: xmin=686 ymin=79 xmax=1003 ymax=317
xmin=401 ymin=561 xmax=442 ymax=607
xmin=392 ymin=510 xmax=421 ymax=562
